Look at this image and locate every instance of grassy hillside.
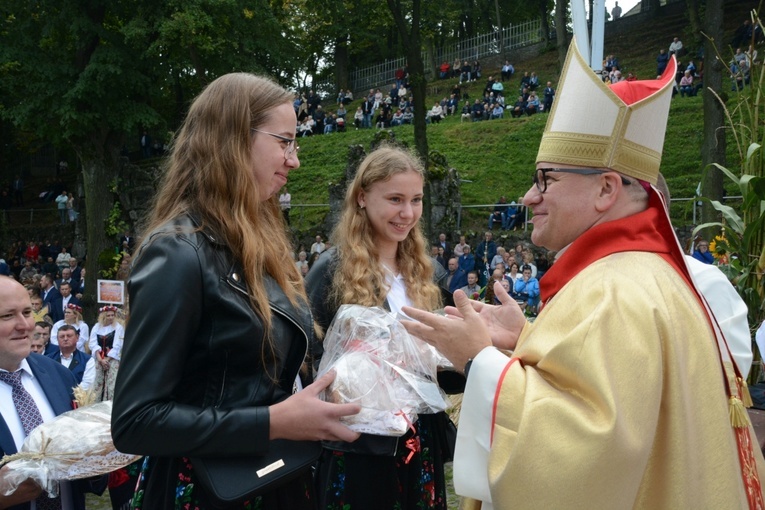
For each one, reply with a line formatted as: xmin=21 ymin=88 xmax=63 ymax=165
xmin=287 ymin=1 xmax=755 ymax=235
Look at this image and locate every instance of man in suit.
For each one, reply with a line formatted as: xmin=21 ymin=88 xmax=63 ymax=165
xmin=48 ymin=282 xmax=81 ymax=324
xmin=446 ymin=257 xmax=468 ymax=294
xmin=47 ymin=325 xmax=94 ymax=389
xmin=55 ymin=269 xmax=79 ymax=295
xmin=35 ymin=322 xmax=59 ymax=358
xmin=440 ymin=257 xmax=468 ymax=308
xmin=0 ymin=276 xmax=98 ymax=509
xmin=39 ymin=275 xmax=60 ymax=308
xmin=74 ymin=268 xmax=85 ymax=300
xmin=436 ymin=233 xmax=452 ymax=258
xmin=119 ymin=231 xmax=135 ymax=253
xmin=67 ymin=259 xmax=81 ymax=285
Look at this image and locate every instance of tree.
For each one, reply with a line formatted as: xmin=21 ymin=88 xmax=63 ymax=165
xmin=685 ymin=0 xmax=704 ymax=50
xmin=700 ymin=0 xmax=726 ymax=230
xmin=386 ymin=0 xmax=432 ymax=237
xmin=554 ymin=0 xmax=569 ymax=68
xmin=0 ymin=0 xmax=298 ymax=320
xmin=291 ymin=0 xmax=393 ymax=93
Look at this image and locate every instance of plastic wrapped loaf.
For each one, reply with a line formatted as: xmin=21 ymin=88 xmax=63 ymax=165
xmin=318 ymin=305 xmax=449 ymax=436
xmin=0 ymin=400 xmax=140 ymax=497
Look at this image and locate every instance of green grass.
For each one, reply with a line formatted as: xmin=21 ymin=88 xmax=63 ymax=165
xmin=293 ymin=95 xmax=714 ymax=232
xmin=288 ymin=3 xmax=754 ymax=235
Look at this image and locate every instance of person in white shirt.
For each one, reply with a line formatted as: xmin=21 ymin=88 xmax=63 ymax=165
xmin=669 ymin=37 xmax=683 ymax=55
xmin=310 ymin=235 xmax=326 ymax=254
xmin=89 ymin=305 xmax=125 ymax=402
xmin=295 ymin=251 xmax=309 ymax=272
xmin=427 ymin=102 xmax=443 ymax=124
xmin=279 ymin=187 xmax=291 ymax=225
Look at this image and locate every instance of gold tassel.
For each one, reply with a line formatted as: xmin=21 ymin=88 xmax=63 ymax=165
xmin=730 ymin=396 xmax=750 ymax=428
xmin=739 ymin=378 xmax=754 ymax=408
xmin=460 ymin=497 xmax=483 ymax=510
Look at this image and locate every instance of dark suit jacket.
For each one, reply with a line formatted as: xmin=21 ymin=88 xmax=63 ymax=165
xmin=448 ymin=268 xmax=468 ymax=294
xmin=43 ymin=343 xmax=60 ymax=358
xmin=119 ymin=235 xmax=135 ymax=251
xmin=41 ymin=286 xmax=61 ymax=307
xmin=55 ymin=278 xmax=80 ymax=295
xmin=47 ymin=295 xmax=82 ymax=323
xmin=46 ymin=349 xmax=91 ymax=385
xmin=0 ymin=354 xmax=93 ymax=510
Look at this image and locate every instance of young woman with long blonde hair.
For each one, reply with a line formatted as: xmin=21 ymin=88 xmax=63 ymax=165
xmin=306 ymin=145 xmax=450 ymax=509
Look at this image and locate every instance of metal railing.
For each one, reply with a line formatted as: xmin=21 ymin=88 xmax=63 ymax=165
xmin=671 ymin=196 xmax=743 ymax=225
xmin=457 ymin=204 xmax=529 ymax=232
xmin=458 ymin=195 xmax=746 ymax=232
xmin=348 ymin=19 xmax=543 ymax=94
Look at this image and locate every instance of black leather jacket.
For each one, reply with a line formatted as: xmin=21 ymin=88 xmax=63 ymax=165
xmin=112 ymin=214 xmax=313 ymax=507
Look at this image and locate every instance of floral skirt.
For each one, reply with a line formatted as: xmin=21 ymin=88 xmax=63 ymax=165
xmin=131 ymin=456 xmax=315 ymax=510
xmin=315 ymin=415 xmax=448 ymax=510
xmin=93 ymin=358 xmax=119 ymax=402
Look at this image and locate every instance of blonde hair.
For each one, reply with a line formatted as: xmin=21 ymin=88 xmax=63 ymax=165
xmin=330 ymin=146 xmax=441 ymax=311
xmin=138 ymin=73 xmax=304 ymax=347
xmin=65 ymin=308 xmax=83 ymax=324
xmin=97 ymin=309 xmax=125 ymax=328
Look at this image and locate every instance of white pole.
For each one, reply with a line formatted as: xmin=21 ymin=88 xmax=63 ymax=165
xmin=591 ymin=0 xmax=606 ymax=71
xmin=570 ymin=0 xmax=591 ymax=66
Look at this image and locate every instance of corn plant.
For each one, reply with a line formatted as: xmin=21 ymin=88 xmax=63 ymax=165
xmin=694 ymin=9 xmax=765 ymax=383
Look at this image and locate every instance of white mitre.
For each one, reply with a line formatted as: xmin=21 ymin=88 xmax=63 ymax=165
xmin=537 ymin=39 xmax=677 ymax=184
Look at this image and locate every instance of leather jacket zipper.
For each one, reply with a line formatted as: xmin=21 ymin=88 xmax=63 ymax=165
xmin=224 ymin=278 xmax=310 ymax=384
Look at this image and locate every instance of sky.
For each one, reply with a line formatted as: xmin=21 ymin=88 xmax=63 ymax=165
xmin=605 ymin=0 xmax=642 ymax=17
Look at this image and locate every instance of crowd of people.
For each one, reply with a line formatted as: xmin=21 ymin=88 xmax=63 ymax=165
xmin=0 ymin=175 xmax=79 ymax=225
xmin=2 ymin=24 xmax=764 ymax=510
xmin=0 ymin=236 xmax=133 ymax=508
xmin=294 ymin=227 xmax=550 ymax=317
xmin=290 ymin=61 xmax=556 ymax=133
xmin=653 ymin=32 xmax=762 ymax=97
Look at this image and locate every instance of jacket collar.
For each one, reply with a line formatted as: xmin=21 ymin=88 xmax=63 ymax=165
xmin=188 ymin=212 xmax=313 ymax=337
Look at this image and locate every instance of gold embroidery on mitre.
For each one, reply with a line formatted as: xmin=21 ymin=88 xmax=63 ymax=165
xmin=611 ymin=139 xmax=662 ymax=182
xmin=537 ymin=132 xmax=611 ymax=167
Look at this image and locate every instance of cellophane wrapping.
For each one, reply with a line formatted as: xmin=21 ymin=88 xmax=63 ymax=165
xmin=0 ymin=400 xmax=140 ymax=497
xmin=318 ymin=305 xmax=449 ymax=436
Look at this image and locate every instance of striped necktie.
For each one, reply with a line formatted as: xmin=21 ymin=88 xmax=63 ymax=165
xmin=0 ymin=370 xmax=62 ymax=509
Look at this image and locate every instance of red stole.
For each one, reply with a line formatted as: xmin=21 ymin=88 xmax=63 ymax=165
xmin=540 ymin=192 xmax=689 ymax=303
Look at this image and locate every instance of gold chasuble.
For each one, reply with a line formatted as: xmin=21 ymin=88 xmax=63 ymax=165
xmin=456 ymin=195 xmax=765 ymax=509
xmin=455 ymin=40 xmax=764 ymax=510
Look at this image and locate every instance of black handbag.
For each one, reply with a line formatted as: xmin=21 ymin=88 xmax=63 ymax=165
xmin=191 ymin=438 xmax=321 ymax=508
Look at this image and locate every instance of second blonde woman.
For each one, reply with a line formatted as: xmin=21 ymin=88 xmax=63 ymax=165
xmin=306 ymin=145 xmax=450 ymax=509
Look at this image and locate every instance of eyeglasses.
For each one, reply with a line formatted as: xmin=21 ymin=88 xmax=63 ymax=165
xmin=251 ymin=129 xmax=300 ymax=160
xmin=533 ymin=168 xmax=631 ymax=194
